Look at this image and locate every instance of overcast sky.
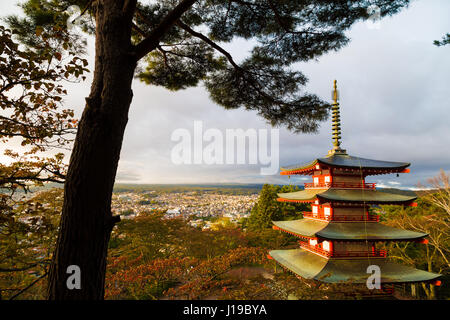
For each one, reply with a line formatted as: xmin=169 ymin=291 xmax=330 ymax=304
xmin=1 ymin=0 xmax=449 ymax=189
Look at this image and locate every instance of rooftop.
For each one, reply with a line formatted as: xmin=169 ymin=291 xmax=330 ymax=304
xmin=280 ymin=154 xmax=410 ymax=174
xmin=277 ymin=188 xmax=417 ymax=204
xmin=272 ymin=219 xmax=427 ymax=241
xmin=279 ymin=80 xmax=410 ymax=176
xmin=269 ymin=248 xmax=441 ymax=284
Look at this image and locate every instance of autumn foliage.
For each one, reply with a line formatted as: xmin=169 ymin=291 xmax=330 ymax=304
xmin=105 ymin=247 xmax=267 ymax=300
xmin=0 ymin=24 xmax=87 ymax=299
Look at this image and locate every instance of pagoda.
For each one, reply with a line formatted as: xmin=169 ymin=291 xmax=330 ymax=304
xmin=268 ymin=80 xmax=441 ymax=290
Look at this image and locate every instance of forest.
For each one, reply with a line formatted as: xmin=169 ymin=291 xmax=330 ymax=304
xmin=1 ymin=182 xmax=448 ymax=300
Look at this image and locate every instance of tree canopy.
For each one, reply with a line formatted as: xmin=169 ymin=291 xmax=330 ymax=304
xmin=434 ymin=33 xmax=450 ymax=47
xmin=247 ymin=184 xmax=307 ymax=230
xmin=8 ymin=0 xmax=410 ymax=133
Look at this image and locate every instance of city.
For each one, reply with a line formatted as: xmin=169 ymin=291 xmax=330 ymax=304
xmin=111 ymin=189 xmax=259 ymax=229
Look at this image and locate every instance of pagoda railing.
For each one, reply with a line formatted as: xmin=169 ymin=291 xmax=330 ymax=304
xmin=302 ymin=212 xmax=332 ymax=221
xmin=299 ymin=242 xmax=331 ymax=257
xmin=299 ymin=242 xmax=387 ymax=258
xmin=331 ymin=250 xmax=387 ymax=258
xmin=302 ymin=212 xmax=380 ymax=222
xmin=332 ymin=214 xmax=380 ymax=222
xmin=304 ymin=182 xmax=376 ymax=189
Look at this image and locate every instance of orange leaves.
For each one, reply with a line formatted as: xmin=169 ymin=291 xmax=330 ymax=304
xmin=0 ymin=188 xmax=62 ymax=299
xmin=104 ymin=214 xmax=272 ymax=300
xmin=105 ymin=255 xmax=197 ymax=299
xmin=35 ymin=26 xmax=43 ymax=37
xmin=54 ymin=52 xmax=62 ymax=61
xmin=162 ymin=247 xmax=268 ymax=300
xmin=0 ymin=25 xmax=89 ymax=150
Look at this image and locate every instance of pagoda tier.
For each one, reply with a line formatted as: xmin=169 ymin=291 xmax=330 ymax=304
xmin=268 ymin=249 xmax=441 ymax=284
xmin=270 ymin=80 xmax=442 ymax=288
xmin=272 ymin=219 xmax=427 ymax=241
xmin=276 ymin=188 xmax=417 ymax=206
xmin=280 ymin=154 xmax=410 ymax=176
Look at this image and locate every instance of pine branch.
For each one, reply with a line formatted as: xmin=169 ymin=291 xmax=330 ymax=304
xmin=176 ymin=20 xmax=241 ymax=70
xmin=134 ymin=0 xmax=198 ymax=60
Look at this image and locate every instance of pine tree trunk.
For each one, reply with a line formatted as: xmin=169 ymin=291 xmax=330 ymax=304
xmin=47 ymin=0 xmax=136 ymax=299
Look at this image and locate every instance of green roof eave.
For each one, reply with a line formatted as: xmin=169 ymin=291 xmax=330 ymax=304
xmin=277 ymin=189 xmax=325 ymax=202
xmin=280 ymin=159 xmax=319 ymax=172
xmin=319 ymin=154 xmax=410 ymax=170
xmin=280 ymin=154 xmax=410 ymax=173
xmin=277 ymin=189 xmax=417 ymax=204
xmin=316 ymin=222 xmax=427 ymax=241
xmin=269 ymin=249 xmax=441 ymax=284
xmin=269 ymin=248 xmax=328 ymax=279
xmin=272 ymin=219 xmax=328 ymax=237
xmin=318 ymin=189 xmax=417 ymax=204
xmin=272 ymin=219 xmax=427 ymax=241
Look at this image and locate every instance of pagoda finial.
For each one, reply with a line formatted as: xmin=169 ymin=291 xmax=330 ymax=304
xmin=333 ymin=80 xmax=338 ymax=105
xmin=328 ymin=80 xmax=347 ymax=156
xmin=332 ymin=80 xmax=341 ymax=147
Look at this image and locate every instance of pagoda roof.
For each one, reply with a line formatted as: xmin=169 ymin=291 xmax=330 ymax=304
xmin=280 ymin=154 xmax=410 ymax=175
xmin=269 ymin=248 xmax=441 ymax=284
xmin=273 ymin=219 xmax=328 ymax=237
xmin=277 ymin=188 xmax=417 ymax=204
xmin=277 ymin=188 xmax=325 ymax=202
xmin=272 ymin=219 xmax=427 ymax=241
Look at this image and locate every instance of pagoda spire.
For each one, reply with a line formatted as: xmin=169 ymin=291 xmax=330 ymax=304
xmin=328 ymin=80 xmax=347 ymax=156
xmin=270 ymin=79 xmax=442 ymax=289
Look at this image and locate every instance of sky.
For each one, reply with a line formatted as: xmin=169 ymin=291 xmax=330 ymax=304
xmin=1 ymin=0 xmax=449 ymax=189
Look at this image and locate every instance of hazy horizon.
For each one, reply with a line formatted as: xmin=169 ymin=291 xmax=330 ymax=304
xmin=1 ymin=0 xmax=449 ymax=190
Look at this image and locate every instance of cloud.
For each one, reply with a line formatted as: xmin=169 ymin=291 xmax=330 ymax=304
xmin=115 ymin=170 xmax=141 ymax=182
xmin=1 ymin=0 xmax=449 ymax=189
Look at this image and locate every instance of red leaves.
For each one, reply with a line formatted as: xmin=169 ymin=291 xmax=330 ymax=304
xmin=104 ymin=214 xmax=272 ymax=300
xmin=35 ymin=26 xmax=43 ymax=37
xmin=105 ymin=255 xmax=198 ymax=299
xmin=159 ymin=247 xmax=268 ymax=299
xmin=54 ymin=52 xmax=62 ymax=61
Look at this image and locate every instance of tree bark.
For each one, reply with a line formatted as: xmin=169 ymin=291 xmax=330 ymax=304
xmin=47 ymin=0 xmax=137 ymax=299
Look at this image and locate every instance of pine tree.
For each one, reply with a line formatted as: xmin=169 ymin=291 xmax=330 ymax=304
xmin=248 ymin=184 xmax=307 ymax=230
xmin=6 ymin=0 xmax=410 ymax=299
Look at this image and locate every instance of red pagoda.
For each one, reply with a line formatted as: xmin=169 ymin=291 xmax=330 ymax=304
xmin=269 ymin=80 xmax=441 ymax=290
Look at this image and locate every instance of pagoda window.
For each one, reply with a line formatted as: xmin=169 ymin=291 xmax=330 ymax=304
xmin=312 ymin=205 xmax=318 ymax=214
xmin=324 ymin=175 xmax=331 ymax=183
xmin=322 ymin=241 xmax=331 ymax=252
xmin=313 ymin=177 xmax=319 ymax=185
xmin=324 ymin=207 xmax=331 ymax=217
xmin=309 ymin=239 xmax=318 ymax=246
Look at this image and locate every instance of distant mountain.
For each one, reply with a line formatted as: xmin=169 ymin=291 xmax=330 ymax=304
xmin=6 ymin=182 xmax=434 ymax=198
xmin=112 ymin=183 xmax=267 ymax=194
xmin=413 ymin=189 xmax=439 ymax=197
xmin=376 ymin=188 xmax=418 ymax=197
